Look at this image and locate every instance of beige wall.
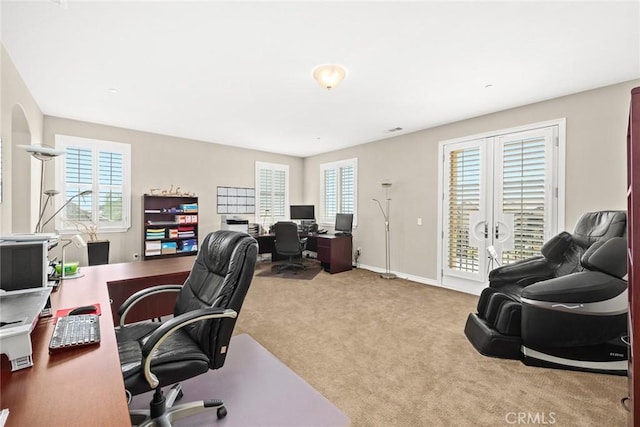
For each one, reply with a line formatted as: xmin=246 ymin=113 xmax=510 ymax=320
xmin=42 ymin=117 xmax=304 ymax=264
xmin=1 ymin=45 xmax=44 ymax=234
xmin=4 ymin=42 xmax=638 ymax=282
xmin=304 ymin=79 xmax=640 ymax=283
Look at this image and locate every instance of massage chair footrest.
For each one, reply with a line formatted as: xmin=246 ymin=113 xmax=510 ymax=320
xmin=464 ymin=313 xmax=522 ymax=359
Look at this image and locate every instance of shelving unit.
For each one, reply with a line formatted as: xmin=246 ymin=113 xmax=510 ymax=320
xmin=142 ymin=194 xmax=198 ymax=260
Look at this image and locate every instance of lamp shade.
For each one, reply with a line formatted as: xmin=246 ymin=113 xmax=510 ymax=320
xmin=17 ymin=144 xmax=65 ymax=160
xmin=313 ymin=64 xmax=347 ymax=90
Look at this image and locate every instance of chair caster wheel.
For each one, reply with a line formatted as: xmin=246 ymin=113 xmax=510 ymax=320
xmin=217 ymin=406 xmax=227 ymax=419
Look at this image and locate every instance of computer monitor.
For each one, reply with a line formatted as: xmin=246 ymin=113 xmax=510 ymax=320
xmin=290 ymin=205 xmax=315 ymax=220
xmin=334 ymin=213 xmax=353 ymax=236
xmin=0 ymin=240 xmax=49 ymax=291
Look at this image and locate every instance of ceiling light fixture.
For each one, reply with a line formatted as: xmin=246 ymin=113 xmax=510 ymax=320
xmin=313 ymin=64 xmax=347 ymax=90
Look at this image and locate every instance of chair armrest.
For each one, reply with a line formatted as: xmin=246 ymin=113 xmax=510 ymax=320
xmin=140 ymin=307 xmax=237 ymax=389
xmin=118 ymin=284 xmax=183 ymax=327
xmin=488 ymin=255 xmax=556 ymax=289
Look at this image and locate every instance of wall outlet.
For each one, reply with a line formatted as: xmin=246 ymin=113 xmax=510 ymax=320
xmin=356 ymin=247 xmax=361 ymax=256
xmin=132 ymin=253 xmax=140 ymax=260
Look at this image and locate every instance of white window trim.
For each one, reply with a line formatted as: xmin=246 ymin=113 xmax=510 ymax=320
xmin=319 ymin=157 xmax=358 ymax=227
xmin=54 ymin=134 xmax=131 ymax=234
xmin=254 ymin=161 xmax=290 ymax=224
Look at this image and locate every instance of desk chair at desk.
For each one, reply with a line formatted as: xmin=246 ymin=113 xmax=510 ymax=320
xmin=116 ymin=231 xmax=257 ymax=426
xmin=274 ymin=221 xmax=307 ymax=273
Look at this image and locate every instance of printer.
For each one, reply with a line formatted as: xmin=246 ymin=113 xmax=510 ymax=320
xmin=221 ymin=216 xmax=249 ymax=233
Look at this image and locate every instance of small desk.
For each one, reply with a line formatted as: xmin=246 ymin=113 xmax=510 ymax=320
xmin=0 ymin=256 xmax=196 ymax=426
xmin=256 ymin=233 xmax=352 ymax=274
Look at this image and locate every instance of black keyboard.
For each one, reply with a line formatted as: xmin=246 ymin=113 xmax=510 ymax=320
xmin=49 ymin=314 xmax=101 ymax=352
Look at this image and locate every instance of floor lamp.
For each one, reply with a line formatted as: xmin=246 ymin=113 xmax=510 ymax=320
xmin=17 ymin=144 xmax=65 ymax=233
xmin=372 ymin=181 xmax=396 ymax=279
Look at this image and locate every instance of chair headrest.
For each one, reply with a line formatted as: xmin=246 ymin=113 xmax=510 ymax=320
xmin=275 ymin=221 xmax=297 ymax=230
xmin=200 ymin=230 xmax=250 ymax=276
xmin=580 ymin=236 xmax=627 ymax=279
xmin=572 ymin=210 xmax=626 ymax=248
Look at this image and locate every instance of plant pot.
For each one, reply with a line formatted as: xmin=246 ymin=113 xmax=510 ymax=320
xmin=87 ymin=240 xmax=110 ymax=266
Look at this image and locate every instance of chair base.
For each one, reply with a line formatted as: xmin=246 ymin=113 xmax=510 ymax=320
xmin=276 ymin=257 xmax=306 ymax=274
xmin=130 ymin=384 xmax=227 ymax=427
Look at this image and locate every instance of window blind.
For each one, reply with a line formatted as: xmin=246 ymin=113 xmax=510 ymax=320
xmin=501 ymin=137 xmax=547 ymax=264
xmin=321 ymin=160 xmax=356 ymax=223
xmin=256 ymin=163 xmax=287 ymax=221
xmin=323 ymin=169 xmax=337 ymax=218
xmin=447 ymin=147 xmax=481 ymax=273
xmin=64 ymin=146 xmax=125 ymax=224
xmin=98 ymin=151 xmax=124 ymax=222
xmin=339 ymin=166 xmax=355 ymax=213
xmin=64 ymin=147 xmax=93 ymax=221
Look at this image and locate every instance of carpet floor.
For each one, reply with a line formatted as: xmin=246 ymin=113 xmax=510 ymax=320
xmin=234 ymin=262 xmax=628 ymax=427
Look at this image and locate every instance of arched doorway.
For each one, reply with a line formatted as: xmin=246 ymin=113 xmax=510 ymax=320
xmin=11 ymin=104 xmax=35 ymax=233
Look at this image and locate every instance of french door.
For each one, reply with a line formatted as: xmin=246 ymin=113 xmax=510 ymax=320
xmin=439 ymin=122 xmax=562 ymax=294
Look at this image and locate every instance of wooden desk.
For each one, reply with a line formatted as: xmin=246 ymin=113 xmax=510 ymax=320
xmin=0 ymin=256 xmax=196 ymax=426
xmin=256 ymin=233 xmax=352 ymax=274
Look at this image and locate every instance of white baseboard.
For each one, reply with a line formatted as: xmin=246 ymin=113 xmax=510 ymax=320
xmin=357 ymin=264 xmax=480 ymax=296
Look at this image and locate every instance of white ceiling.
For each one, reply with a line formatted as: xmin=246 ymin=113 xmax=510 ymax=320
xmin=2 ymin=1 xmax=639 ymax=157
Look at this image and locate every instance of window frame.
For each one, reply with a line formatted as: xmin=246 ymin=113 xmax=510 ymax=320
xmin=437 ymin=118 xmax=565 ymax=294
xmin=54 ymin=134 xmax=131 ymax=234
xmin=319 ymin=157 xmax=358 ymax=227
xmin=254 ymin=161 xmax=290 ymax=225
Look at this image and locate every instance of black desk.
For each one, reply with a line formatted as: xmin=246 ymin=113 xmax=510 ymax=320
xmin=256 ymin=233 xmax=352 ymax=274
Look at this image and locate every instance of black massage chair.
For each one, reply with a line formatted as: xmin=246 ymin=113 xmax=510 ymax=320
xmin=464 ymin=210 xmax=628 ymax=375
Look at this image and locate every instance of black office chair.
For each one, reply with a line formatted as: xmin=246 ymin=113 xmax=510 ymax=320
xmin=115 ymin=230 xmax=258 ymax=426
xmin=274 ymin=221 xmax=307 ymax=273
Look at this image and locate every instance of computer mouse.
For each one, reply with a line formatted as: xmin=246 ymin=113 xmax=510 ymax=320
xmin=68 ymin=305 xmax=97 ymax=316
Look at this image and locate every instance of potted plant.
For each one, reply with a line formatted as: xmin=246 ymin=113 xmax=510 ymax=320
xmin=76 ymin=222 xmax=110 ymax=265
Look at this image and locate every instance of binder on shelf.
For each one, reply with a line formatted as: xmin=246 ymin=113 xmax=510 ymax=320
xmin=178 ymin=239 xmax=198 ymax=253
xmin=177 ymin=225 xmax=195 ymax=238
xmin=161 ymin=242 xmax=178 ymax=255
xmin=175 ymin=214 xmax=198 ymax=224
xmin=179 ymin=203 xmax=198 ymax=213
xmin=145 ymin=241 xmax=162 ymax=256
xmin=146 ymin=227 xmax=166 ymax=240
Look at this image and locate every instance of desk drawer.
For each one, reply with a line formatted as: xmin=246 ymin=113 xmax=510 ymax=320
xmin=316 ymin=238 xmax=331 ymax=262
